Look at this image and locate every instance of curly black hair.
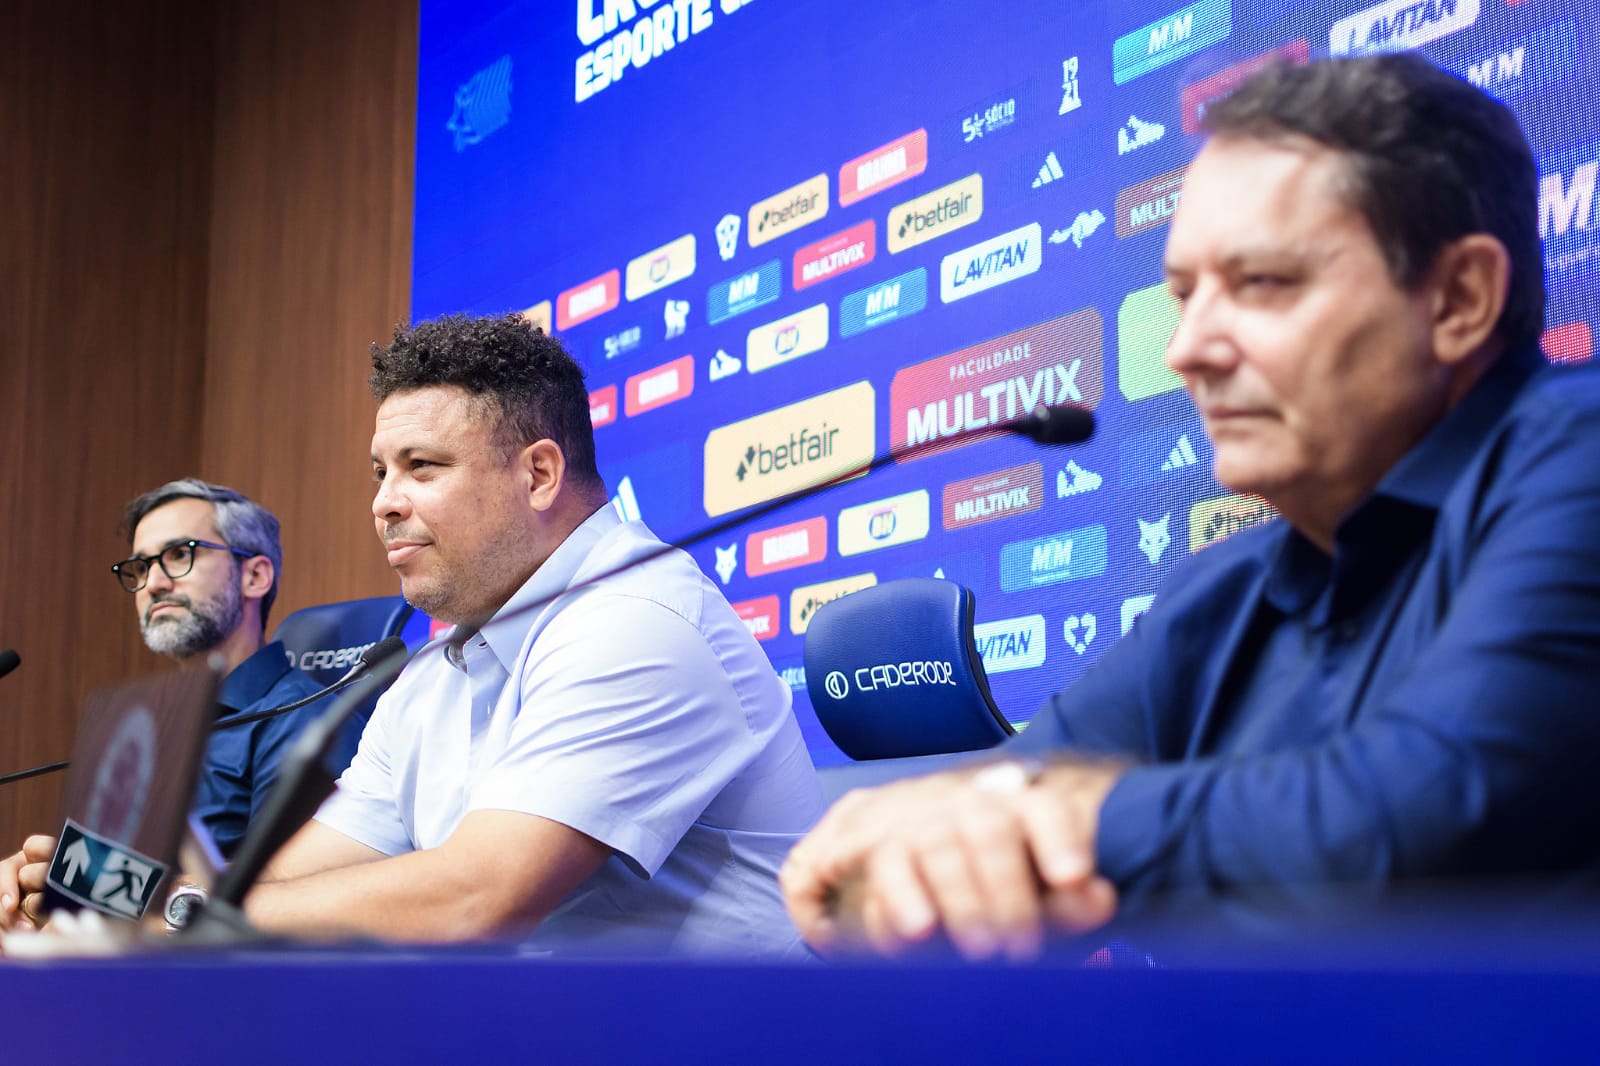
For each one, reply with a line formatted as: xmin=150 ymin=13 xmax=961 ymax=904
xmin=370 ymin=313 xmax=602 ymax=487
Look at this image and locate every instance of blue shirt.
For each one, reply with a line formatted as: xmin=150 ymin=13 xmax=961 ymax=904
xmin=193 ymin=640 xmax=325 ymax=858
xmin=1013 ymin=347 xmax=1600 ymax=915
xmin=318 ymin=506 xmax=824 ymax=957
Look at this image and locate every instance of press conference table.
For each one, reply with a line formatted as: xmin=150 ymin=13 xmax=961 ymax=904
xmin=7 ymin=926 xmax=1600 ymax=1063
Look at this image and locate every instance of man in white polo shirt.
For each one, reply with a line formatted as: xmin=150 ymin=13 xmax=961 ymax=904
xmin=243 ymin=313 xmax=823 ymax=956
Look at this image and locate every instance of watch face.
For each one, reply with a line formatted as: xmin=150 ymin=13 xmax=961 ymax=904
xmin=165 ymin=889 xmax=204 ymax=929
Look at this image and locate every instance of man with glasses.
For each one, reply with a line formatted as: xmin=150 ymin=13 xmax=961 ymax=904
xmin=38 ymin=481 xmax=324 ymax=866
xmin=2 ymin=479 xmax=327 ymax=934
xmin=110 ymin=479 xmax=328 ymax=859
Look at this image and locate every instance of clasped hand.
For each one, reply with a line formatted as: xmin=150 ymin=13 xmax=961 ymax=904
xmin=780 ymin=761 xmax=1123 ymax=961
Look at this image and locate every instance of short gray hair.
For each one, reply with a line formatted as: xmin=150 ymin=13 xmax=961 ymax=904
xmin=121 ymin=479 xmax=285 ymax=628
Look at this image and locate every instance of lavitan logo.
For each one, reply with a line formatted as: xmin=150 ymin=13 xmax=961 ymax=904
xmin=557 ymin=269 xmax=620 ymax=330
xmin=839 ymin=129 xmax=928 ymax=207
xmin=943 ymin=462 xmax=1044 ymax=530
xmin=747 ymin=516 xmax=828 ymax=578
xmin=1116 ymin=167 xmax=1186 ymax=239
xmin=890 ymin=308 xmax=1104 ymax=460
xmin=703 ymin=380 xmax=876 ymax=517
xmin=794 ymin=221 xmax=875 ymax=290
xmin=732 ymin=595 xmax=781 ymax=642
xmin=748 ymin=174 xmax=829 ymax=248
xmin=940 ymin=222 xmax=1042 ymax=304
xmin=624 ymin=355 xmax=694 ymax=417
xmin=1330 ymin=0 xmax=1479 ymax=56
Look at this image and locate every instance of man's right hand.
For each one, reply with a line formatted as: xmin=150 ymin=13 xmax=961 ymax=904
xmin=0 ymin=834 xmax=58 ymax=934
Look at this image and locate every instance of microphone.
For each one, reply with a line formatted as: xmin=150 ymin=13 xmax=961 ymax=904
xmin=212 ymin=635 xmax=410 ymax=732
xmin=0 ymin=636 xmax=410 ymax=787
xmin=188 ymin=654 xmax=411 ymax=936
xmin=0 ymin=649 xmax=19 ymax=680
xmin=1010 ymin=404 xmax=1096 ymax=445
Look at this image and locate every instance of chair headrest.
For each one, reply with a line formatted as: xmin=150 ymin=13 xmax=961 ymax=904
xmin=803 ymin=578 xmax=1014 ymax=760
xmin=269 ymin=596 xmax=417 ymax=685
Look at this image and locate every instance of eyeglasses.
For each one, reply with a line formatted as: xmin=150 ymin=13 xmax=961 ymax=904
xmin=111 ymin=539 xmax=256 ymax=593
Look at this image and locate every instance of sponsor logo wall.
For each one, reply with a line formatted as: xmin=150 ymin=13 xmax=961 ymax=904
xmin=415 ymin=0 xmax=1600 ymax=762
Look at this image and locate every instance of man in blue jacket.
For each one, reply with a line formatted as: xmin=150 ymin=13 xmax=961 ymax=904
xmin=110 ymin=479 xmax=328 ymax=860
xmin=783 ymin=54 xmax=1600 ymax=959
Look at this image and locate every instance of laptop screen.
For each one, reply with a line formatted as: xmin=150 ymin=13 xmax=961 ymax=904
xmin=41 ymin=668 xmax=218 ymax=920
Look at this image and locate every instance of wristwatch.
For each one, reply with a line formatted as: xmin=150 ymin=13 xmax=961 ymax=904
xmin=164 ymin=884 xmax=209 ymax=931
xmin=970 ymin=757 xmax=1048 ymax=794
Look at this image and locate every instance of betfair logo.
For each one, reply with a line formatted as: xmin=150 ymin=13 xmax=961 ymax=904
xmin=1189 ymin=494 xmax=1278 ymax=551
xmin=790 ymin=572 xmax=877 ymax=636
xmin=748 ymin=174 xmax=829 ymax=248
xmin=704 ymin=381 xmax=875 ymax=517
xmin=888 ymin=174 xmax=983 ymax=254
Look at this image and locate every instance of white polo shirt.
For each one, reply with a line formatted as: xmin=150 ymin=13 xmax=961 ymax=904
xmin=317 ymin=506 xmax=823 ymax=957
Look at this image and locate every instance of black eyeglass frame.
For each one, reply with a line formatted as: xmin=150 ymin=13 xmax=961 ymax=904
xmin=111 ymin=539 xmax=257 ymax=593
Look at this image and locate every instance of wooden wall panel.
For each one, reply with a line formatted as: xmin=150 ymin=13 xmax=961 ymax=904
xmin=0 ymin=0 xmax=418 ymax=851
xmin=201 ymin=0 xmax=418 ymax=624
xmin=0 ymin=2 xmax=218 ymax=844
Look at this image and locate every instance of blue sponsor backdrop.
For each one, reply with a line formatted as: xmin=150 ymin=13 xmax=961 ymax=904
xmin=416 ymin=0 xmax=1600 ymax=765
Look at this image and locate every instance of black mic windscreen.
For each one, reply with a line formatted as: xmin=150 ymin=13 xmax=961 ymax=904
xmin=1013 ymin=404 xmax=1096 ymax=445
xmin=0 ymin=649 xmax=19 ymax=680
xmin=360 ymin=636 xmax=409 ymax=672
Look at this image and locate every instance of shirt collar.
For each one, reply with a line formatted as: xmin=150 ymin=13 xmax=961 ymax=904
xmin=454 ymin=503 xmax=619 ymax=676
xmin=1368 ymin=342 xmax=1544 ymax=511
xmin=1262 ymin=343 xmax=1545 ymax=617
xmin=217 ymin=640 xmax=296 ymax=714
